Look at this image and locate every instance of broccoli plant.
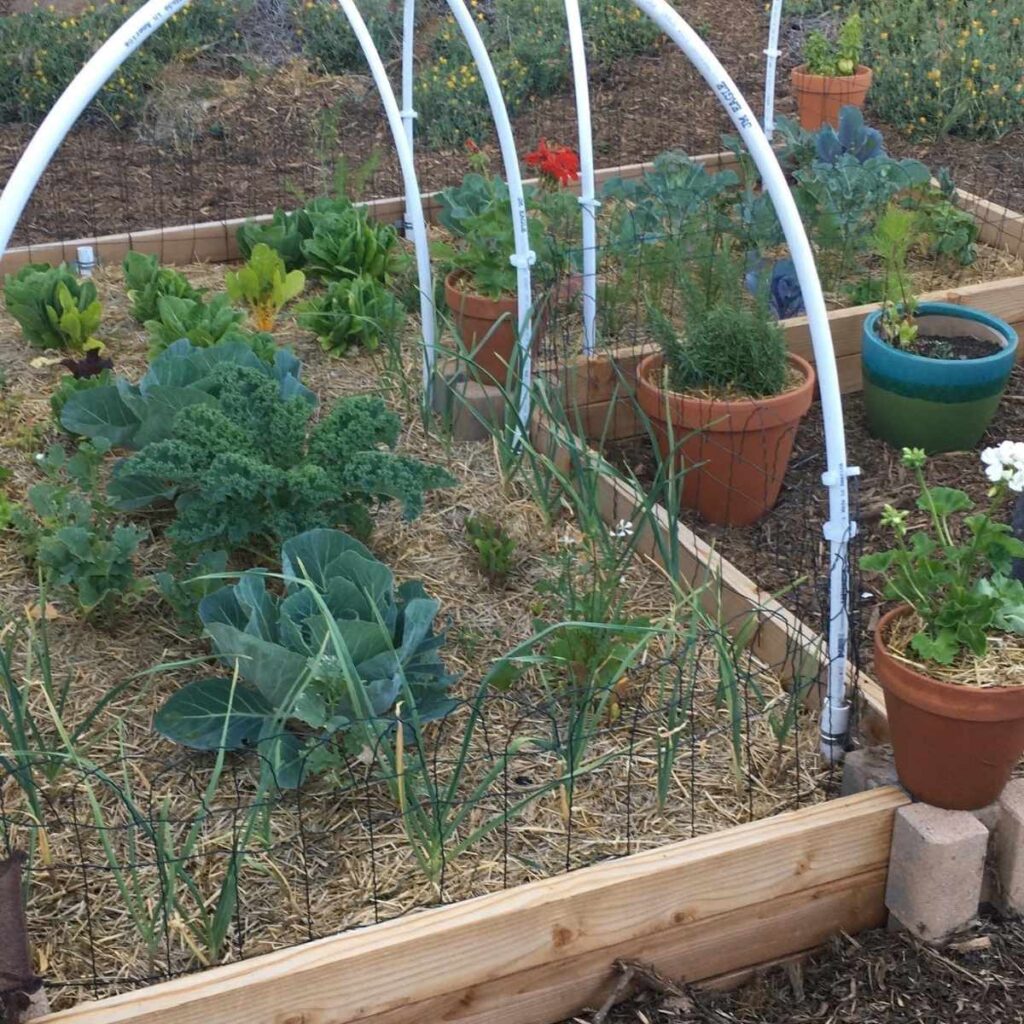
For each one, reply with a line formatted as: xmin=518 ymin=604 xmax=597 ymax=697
xmin=105 ymin=365 xmax=455 ymax=553
xmin=13 ymin=440 xmax=147 ymax=615
xmin=122 ymin=252 xmax=205 ymax=324
xmin=4 ymin=263 xmax=103 ymax=352
xmin=154 ymin=528 xmax=456 ymax=788
xmin=225 ymin=243 xmax=306 ymax=331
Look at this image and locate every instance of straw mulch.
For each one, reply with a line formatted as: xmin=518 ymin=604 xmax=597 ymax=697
xmin=0 ymin=262 xmax=830 ymax=1010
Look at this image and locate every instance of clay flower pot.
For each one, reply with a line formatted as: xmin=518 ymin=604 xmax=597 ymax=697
xmin=635 ymin=352 xmax=816 ymax=527
xmin=444 ymin=270 xmax=545 ymax=385
xmin=790 ymin=64 xmax=872 ymax=131
xmin=874 ymin=605 xmax=1024 ymax=810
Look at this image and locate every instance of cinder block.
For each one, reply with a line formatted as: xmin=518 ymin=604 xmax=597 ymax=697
xmin=432 ymin=371 xmax=506 ymax=443
xmin=885 ymin=803 xmax=989 ymax=942
xmin=840 ymin=745 xmax=903 ymax=797
xmin=995 ymin=779 xmax=1024 ymax=914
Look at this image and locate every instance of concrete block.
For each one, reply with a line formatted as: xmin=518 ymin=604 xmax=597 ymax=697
xmin=432 ymin=370 xmax=506 ymax=443
xmin=994 ymin=779 xmax=1024 ymax=914
xmin=967 ymin=800 xmax=1002 ymax=906
xmin=840 ymin=745 xmax=903 ymax=797
xmin=885 ymin=803 xmax=989 ymax=942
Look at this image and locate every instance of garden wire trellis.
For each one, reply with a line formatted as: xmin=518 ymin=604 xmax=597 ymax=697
xmin=0 ymin=589 xmax=837 ymax=1012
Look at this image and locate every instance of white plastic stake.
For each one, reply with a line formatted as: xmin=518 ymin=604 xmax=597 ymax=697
xmin=0 ymin=0 xmax=191 ymax=260
xmin=564 ymin=0 xmax=599 ymax=354
xmin=764 ymin=0 xmax=785 ymax=139
xmin=630 ymin=0 xmax=857 ymax=762
xmin=336 ymin=0 xmax=436 ymax=400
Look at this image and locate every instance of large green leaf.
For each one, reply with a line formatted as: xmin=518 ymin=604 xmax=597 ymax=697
xmin=281 ymin=527 xmax=375 ymax=591
xmin=154 ymin=677 xmax=272 ymax=750
xmin=60 ymin=385 xmax=139 ymax=446
xmin=204 ymin=622 xmax=327 ymax=728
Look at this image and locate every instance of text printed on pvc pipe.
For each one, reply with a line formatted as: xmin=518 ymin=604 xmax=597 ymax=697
xmin=121 ymin=0 xmax=189 ymax=51
xmin=715 ymin=80 xmax=753 ymax=128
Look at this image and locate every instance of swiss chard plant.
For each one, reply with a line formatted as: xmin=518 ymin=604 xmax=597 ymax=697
xmin=60 ymin=339 xmax=314 ymax=450
xmin=296 ymin=273 xmax=404 ymax=356
xmin=122 ymin=252 xmax=205 ymax=324
xmin=154 ymin=528 xmax=456 ymax=788
xmin=225 ymin=243 xmax=306 ymax=331
xmin=4 ymin=263 xmax=103 ymax=352
xmin=100 ymin=365 xmax=455 ymax=553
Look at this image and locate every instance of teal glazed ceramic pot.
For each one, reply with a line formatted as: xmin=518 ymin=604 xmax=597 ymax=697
xmin=862 ymin=302 xmax=1018 ymax=453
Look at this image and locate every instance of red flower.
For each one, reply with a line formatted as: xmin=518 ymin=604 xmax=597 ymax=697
xmin=525 ymin=139 xmax=580 ymax=187
xmin=465 ymin=138 xmax=480 ymax=153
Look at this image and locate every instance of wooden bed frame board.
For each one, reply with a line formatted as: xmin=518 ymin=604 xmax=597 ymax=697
xmin=35 ymin=788 xmax=907 ymax=1024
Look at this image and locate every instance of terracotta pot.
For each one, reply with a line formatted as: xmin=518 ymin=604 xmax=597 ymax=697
xmin=444 ymin=270 xmax=545 ymax=384
xmin=874 ymin=605 xmax=1024 ymax=810
xmin=790 ymin=64 xmax=873 ymax=131
xmin=635 ymin=352 xmax=815 ymax=527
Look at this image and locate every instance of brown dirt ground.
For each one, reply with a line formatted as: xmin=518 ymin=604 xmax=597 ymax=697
xmin=560 ymin=913 xmax=1024 ymax=1024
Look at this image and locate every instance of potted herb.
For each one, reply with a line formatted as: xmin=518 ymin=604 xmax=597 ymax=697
xmin=862 ymin=207 xmax=1018 ymax=453
xmin=436 ymin=141 xmax=578 ymax=384
xmin=791 ymin=13 xmax=872 ymax=131
xmin=861 ymin=445 xmax=1024 ymax=810
xmin=635 ymin=262 xmax=816 ymax=526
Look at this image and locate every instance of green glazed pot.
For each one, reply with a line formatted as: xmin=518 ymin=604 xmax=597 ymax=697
xmin=862 ymin=302 xmax=1018 ymax=453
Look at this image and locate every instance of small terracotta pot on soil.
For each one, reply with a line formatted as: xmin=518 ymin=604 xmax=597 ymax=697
xmin=444 ymin=270 xmax=546 ymax=385
xmin=635 ymin=352 xmax=816 ymax=527
xmin=874 ymin=605 xmax=1024 ymax=811
xmin=790 ymin=65 xmax=872 ymax=131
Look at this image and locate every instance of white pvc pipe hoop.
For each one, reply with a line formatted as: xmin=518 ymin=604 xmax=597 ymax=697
xmin=764 ymin=0 xmax=785 ymax=139
xmin=0 ymin=0 xmax=190 ymax=257
xmin=631 ymin=0 xmax=857 ymax=762
xmin=564 ymin=0 xmax=599 ymax=355
xmin=335 ymin=0 xmax=436 ymax=398
xmin=400 ymin=0 xmax=417 ymax=235
xmin=444 ymin=0 xmax=535 ymax=429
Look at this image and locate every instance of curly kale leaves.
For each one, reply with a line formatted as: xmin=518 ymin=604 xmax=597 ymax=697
xmin=110 ymin=366 xmax=455 ymax=552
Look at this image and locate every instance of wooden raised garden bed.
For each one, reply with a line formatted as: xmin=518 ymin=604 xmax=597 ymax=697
xmin=13 ymin=147 xmax=1023 ymax=1023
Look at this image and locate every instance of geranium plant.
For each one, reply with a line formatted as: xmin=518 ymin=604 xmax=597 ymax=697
xmin=861 ymin=444 xmax=1024 ymax=665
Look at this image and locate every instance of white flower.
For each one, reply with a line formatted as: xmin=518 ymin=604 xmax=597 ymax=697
xmin=34 ymin=452 xmax=45 ymax=463
xmin=609 ymin=519 xmax=634 ymax=539
xmin=981 ymin=441 xmax=1024 ymax=493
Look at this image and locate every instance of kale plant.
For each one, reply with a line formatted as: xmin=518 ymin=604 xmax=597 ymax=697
xmin=60 ymin=339 xmax=314 ymax=449
xmin=106 ymin=366 xmax=455 ymax=552
xmin=154 ymin=528 xmax=455 ymax=787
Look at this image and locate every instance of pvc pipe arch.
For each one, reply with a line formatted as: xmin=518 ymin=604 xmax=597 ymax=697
xmin=564 ymin=0 xmax=599 ymax=355
xmin=764 ymin=0 xmax=785 ymax=139
xmin=0 ymin=0 xmax=191 ymax=258
xmin=629 ymin=0 xmax=857 ymax=762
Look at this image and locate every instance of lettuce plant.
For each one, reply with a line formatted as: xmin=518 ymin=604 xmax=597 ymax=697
xmin=225 ymin=243 xmax=306 ymax=331
xmin=296 ymin=273 xmax=404 ymax=355
xmin=122 ymin=252 xmax=204 ymax=324
xmin=154 ymin=528 xmax=455 ymax=787
xmin=300 ymin=206 xmax=406 ymax=283
xmin=145 ymin=293 xmax=244 ymax=355
xmin=4 ymin=263 xmax=103 ymax=352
